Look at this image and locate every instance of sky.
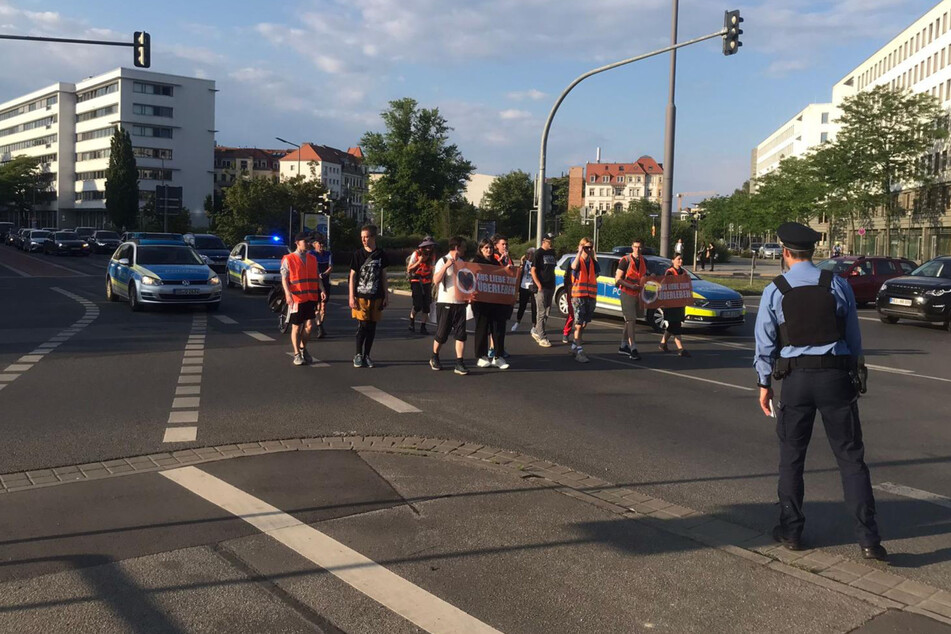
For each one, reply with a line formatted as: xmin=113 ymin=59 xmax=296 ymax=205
xmin=0 ymin=0 xmax=942 ymax=205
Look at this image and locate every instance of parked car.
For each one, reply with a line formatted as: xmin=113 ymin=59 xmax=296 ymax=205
xmin=816 ymin=256 xmax=917 ymax=305
xmin=184 ymin=233 xmax=230 ymax=273
xmin=119 ymin=232 xmax=185 ymax=243
xmin=44 ymin=231 xmax=91 ymax=256
xmin=9 ymin=228 xmax=29 ymax=248
xmin=0 ymin=222 xmax=14 ymax=242
xmin=876 ymin=256 xmax=951 ymax=331
xmin=22 ymin=229 xmax=52 ymax=252
xmin=759 ymin=242 xmax=783 ymax=259
xmin=553 ymin=253 xmax=745 ymax=332
xmin=89 ymin=230 xmax=122 ymax=254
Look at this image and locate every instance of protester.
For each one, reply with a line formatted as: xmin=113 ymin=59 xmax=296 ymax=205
xmin=311 ymin=234 xmax=332 ymax=338
xmin=490 ymin=234 xmax=517 ymax=359
xmin=615 ymin=238 xmax=647 ymax=360
xmin=569 ymin=237 xmax=600 ymax=363
xmin=531 ymin=233 xmax=558 ymax=348
xmin=698 ymin=246 xmax=708 ymax=271
xmin=407 ymin=236 xmax=437 ymax=335
xmin=282 ymin=232 xmax=326 ymax=366
xmin=512 ymin=247 xmax=537 ymax=332
xmin=472 ymin=239 xmax=510 ymax=369
xmin=658 ymin=253 xmax=690 ymax=357
xmin=431 ymin=236 xmax=469 ymax=375
xmin=561 ymin=259 xmax=574 ymax=344
xmin=706 ymin=242 xmax=716 ymax=272
xmin=348 ymin=224 xmax=388 ymax=368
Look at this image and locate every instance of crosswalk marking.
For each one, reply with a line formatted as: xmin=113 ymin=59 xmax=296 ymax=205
xmin=244 ymin=330 xmax=275 ymax=342
xmin=213 ymin=314 xmax=238 ymax=324
xmin=352 ymin=386 xmax=422 ymax=413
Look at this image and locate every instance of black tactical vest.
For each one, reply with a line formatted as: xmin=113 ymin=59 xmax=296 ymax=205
xmin=773 ymin=269 xmax=846 ymax=347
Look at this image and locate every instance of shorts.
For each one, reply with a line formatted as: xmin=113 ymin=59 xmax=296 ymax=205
xmin=352 ymin=297 xmax=384 ymax=322
xmin=620 ymin=292 xmax=642 ymax=323
xmin=571 ymin=296 xmax=597 ymax=326
xmin=410 ymin=281 xmax=433 ymax=314
xmin=288 ymin=301 xmax=317 ymax=325
xmin=664 ymin=306 xmax=685 ymax=335
xmin=435 ymin=303 xmax=468 ymax=344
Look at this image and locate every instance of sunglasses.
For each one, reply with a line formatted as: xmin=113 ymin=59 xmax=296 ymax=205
xmin=583 ymin=246 xmax=593 ymax=251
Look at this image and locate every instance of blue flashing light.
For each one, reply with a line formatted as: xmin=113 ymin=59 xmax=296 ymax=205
xmin=272 ymin=235 xmax=281 ymax=242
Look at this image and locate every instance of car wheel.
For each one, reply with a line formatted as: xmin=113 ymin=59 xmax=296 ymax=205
xmin=880 ymin=315 xmax=898 ymax=324
xmin=128 ymin=282 xmax=141 ymax=312
xmin=647 ymin=308 xmax=666 ymax=334
xmin=106 ymin=277 xmax=119 ymax=302
xmin=241 ymin=272 xmax=251 ymax=294
xmin=555 ymin=289 xmax=569 ymax=317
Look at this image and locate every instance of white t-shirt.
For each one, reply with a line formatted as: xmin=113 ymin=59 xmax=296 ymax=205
xmin=434 ymin=255 xmax=464 ymax=304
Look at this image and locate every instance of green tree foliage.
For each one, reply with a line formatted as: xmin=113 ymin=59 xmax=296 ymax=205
xmin=0 ymin=156 xmax=50 ymax=216
xmin=481 ymin=170 xmax=534 ymax=240
xmin=104 ymin=128 xmax=139 ymax=231
xmin=361 ymin=98 xmax=474 ymax=235
xmin=548 ymin=174 xmax=570 ymax=219
xmin=213 ymin=175 xmax=330 ymax=246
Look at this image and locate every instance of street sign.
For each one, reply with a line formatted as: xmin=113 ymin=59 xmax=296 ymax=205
xmin=476 ymin=220 xmax=496 ymax=241
xmin=303 ymin=213 xmax=331 ymax=246
xmin=155 ymin=185 xmax=182 ymax=213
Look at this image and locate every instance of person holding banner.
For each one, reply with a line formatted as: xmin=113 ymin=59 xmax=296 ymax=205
xmin=431 ymin=236 xmax=469 ymax=375
xmin=472 ymin=239 xmax=511 ymax=369
xmin=570 ymin=237 xmax=601 ymax=364
xmin=615 ymin=238 xmax=648 ymax=361
xmin=658 ymin=253 xmax=690 ymax=357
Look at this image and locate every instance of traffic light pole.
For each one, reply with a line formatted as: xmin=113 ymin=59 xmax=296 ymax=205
xmin=534 ymin=26 xmax=728 ymax=248
xmin=0 ymin=32 xmax=150 ymax=67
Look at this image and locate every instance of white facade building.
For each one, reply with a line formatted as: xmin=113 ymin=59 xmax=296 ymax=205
xmin=0 ymin=67 xmax=215 ymax=229
xmin=752 ymin=103 xmax=838 ymax=178
xmin=279 ymin=143 xmax=367 ymax=220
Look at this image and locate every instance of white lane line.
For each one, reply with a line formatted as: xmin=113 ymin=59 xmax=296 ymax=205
xmin=168 ymin=410 xmax=199 ymax=424
xmin=183 ymin=350 xmax=204 ymax=357
xmin=591 ymin=355 xmax=755 ymax=391
xmin=213 ymin=314 xmax=238 ymax=324
xmin=0 ymin=261 xmax=31 ymax=277
xmin=4 ymin=364 xmax=32 ymax=373
xmin=873 ymin=482 xmax=951 ymax=511
xmin=0 ymin=374 xmax=20 ymax=382
xmin=243 ymin=330 xmax=275 ymax=342
xmin=17 ymin=355 xmax=44 ymax=363
xmin=161 ymin=466 xmax=501 ymax=634
xmin=352 ymin=386 xmax=422 ymax=413
xmin=172 ymin=396 xmax=200 ymax=409
xmin=31 ymin=258 xmax=89 ymax=276
xmin=175 ymin=385 xmax=201 ymax=396
xmin=163 ymin=427 xmax=198 ymax=443
xmin=164 ymin=314 xmax=206 ymax=443
xmin=866 ymin=363 xmax=914 ymax=375
xmin=178 ymin=375 xmax=202 ymax=384
xmin=182 ymin=357 xmax=203 ymax=365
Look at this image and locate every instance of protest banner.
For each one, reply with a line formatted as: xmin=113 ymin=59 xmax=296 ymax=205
xmin=639 ymin=275 xmax=693 ymax=309
xmin=453 ymin=262 xmax=518 ymax=305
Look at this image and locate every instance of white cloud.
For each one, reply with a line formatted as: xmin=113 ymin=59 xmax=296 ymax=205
xmin=507 ymin=89 xmax=547 ymax=101
xmin=499 ymin=109 xmax=532 ymax=121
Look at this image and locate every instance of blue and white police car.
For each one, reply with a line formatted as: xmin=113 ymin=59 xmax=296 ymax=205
xmin=226 ymin=235 xmax=288 ymax=293
xmin=105 ymin=239 xmax=222 ymax=311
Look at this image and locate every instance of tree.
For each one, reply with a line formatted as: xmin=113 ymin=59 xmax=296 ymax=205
xmin=361 ymin=98 xmax=474 ymax=234
xmin=481 ymin=170 xmax=534 ymax=240
xmin=217 ymin=177 xmax=290 ymax=246
xmin=548 ymin=174 xmax=570 ymax=219
xmin=0 ymin=156 xmax=50 ymax=220
xmin=104 ymin=128 xmax=139 ymax=231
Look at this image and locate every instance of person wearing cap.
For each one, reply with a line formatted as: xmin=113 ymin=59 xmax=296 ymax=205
xmin=754 ymin=221 xmax=884 ymax=561
xmin=282 ymin=232 xmax=326 ymax=366
xmin=530 ymin=233 xmax=558 ymax=347
xmin=407 ymin=236 xmax=437 ymax=335
xmin=310 ymin=233 xmax=332 ymax=338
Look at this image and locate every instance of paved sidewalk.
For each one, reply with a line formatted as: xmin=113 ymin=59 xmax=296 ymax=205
xmin=2 ymin=438 xmax=950 ymax=633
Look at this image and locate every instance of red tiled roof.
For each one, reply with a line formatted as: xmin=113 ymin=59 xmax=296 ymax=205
xmin=280 ymin=143 xmax=364 ymax=166
xmin=583 ymin=155 xmax=663 ymax=181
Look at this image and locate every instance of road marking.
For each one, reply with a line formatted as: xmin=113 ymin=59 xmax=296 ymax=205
xmin=873 ymin=482 xmax=951 ymax=511
xmin=175 ymin=385 xmax=201 ymax=396
xmin=161 ymin=466 xmax=501 ymax=634
xmin=17 ymin=355 xmax=44 ymax=363
xmin=244 ymin=330 xmax=275 ymax=342
xmin=178 ymin=375 xmax=202 ymax=384
xmin=866 ymin=364 xmax=914 ymax=375
xmin=168 ymin=410 xmax=199 ymax=424
xmin=4 ymin=364 xmax=32 ymax=373
xmin=164 ymin=314 xmax=206 ymax=443
xmin=591 ymin=355 xmax=755 ymax=391
xmin=213 ymin=314 xmax=238 ymax=324
xmin=352 ymin=386 xmax=422 ymax=413
xmin=183 ymin=350 xmax=204 ymax=357
xmin=172 ymin=397 xmax=200 ymax=409
xmin=0 ymin=261 xmax=31 ymax=277
xmin=0 ymin=374 xmax=19 ymax=382
xmin=162 ymin=427 xmax=197 ymax=443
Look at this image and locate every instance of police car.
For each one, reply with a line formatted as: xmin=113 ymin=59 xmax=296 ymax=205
xmin=554 ymin=253 xmax=745 ymax=332
xmin=105 ymin=239 xmax=222 ymax=311
xmin=226 ymin=235 xmax=288 ymax=293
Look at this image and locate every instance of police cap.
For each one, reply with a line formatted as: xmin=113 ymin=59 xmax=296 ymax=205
xmin=777 ymin=222 xmax=821 ymax=251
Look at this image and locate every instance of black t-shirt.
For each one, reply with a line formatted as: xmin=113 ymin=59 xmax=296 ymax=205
xmin=350 ymin=247 xmax=389 ymax=299
xmin=532 ymin=247 xmax=558 ymax=289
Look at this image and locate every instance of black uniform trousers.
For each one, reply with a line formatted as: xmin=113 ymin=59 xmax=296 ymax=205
xmin=776 ymin=368 xmax=880 ymax=547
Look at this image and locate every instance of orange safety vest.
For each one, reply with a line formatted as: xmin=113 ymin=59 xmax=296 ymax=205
xmin=410 ymin=252 xmax=434 ymax=284
xmin=619 ymin=254 xmax=647 ymax=297
xmin=283 ymin=252 xmax=321 ymax=303
xmin=571 ymin=256 xmax=598 ymax=299
xmin=665 ymin=266 xmax=686 ymax=277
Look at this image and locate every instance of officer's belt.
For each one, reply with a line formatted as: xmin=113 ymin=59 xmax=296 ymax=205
xmin=779 ymin=354 xmax=853 ymax=371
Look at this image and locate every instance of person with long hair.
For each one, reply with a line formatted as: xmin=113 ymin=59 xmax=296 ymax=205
xmin=472 ymin=239 xmax=510 ymax=369
xmin=569 ymin=237 xmax=600 ymax=363
xmin=658 ymin=252 xmax=690 ymax=357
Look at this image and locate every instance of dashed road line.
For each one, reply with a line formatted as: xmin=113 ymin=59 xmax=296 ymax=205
xmin=243 ymin=330 xmax=275 ymax=342
xmin=591 ymin=355 xmax=755 ymax=391
xmin=0 ymin=261 xmax=31 ymax=277
xmin=0 ymin=287 xmax=99 ymax=392
xmin=873 ymin=482 xmax=951 ymax=511
xmin=352 ymin=386 xmax=422 ymax=413
xmin=163 ymin=313 xmax=207 ymax=443
xmin=161 ymin=466 xmax=501 ymax=634
xmin=213 ymin=314 xmax=238 ymax=324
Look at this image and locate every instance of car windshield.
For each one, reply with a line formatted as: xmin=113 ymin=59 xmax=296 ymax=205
xmin=96 ymin=231 xmax=119 ymax=239
xmin=31 ymin=231 xmax=50 ymax=239
xmin=143 ymin=233 xmax=183 ymax=241
xmin=248 ymin=246 xmax=288 ymax=260
xmin=911 ymin=260 xmax=951 ymax=279
xmin=136 ymin=246 xmax=205 ymax=266
xmin=194 ymin=236 xmax=226 ymax=249
xmin=54 ymin=232 xmax=78 ymax=240
xmin=817 ymin=259 xmax=855 ymax=274
xmin=764 ymin=243 xmax=780 ymax=249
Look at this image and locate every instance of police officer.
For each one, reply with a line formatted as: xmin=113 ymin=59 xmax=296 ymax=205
xmin=754 ymin=222 xmax=886 ymax=561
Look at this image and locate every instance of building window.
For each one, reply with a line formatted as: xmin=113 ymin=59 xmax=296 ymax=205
xmin=0 ymin=134 xmax=57 ymax=155
xmin=132 ymin=147 xmax=172 ymax=160
xmin=0 ymin=114 xmax=57 ymax=138
xmin=588 ymin=188 xmax=594 ymax=196
xmin=821 ymin=112 xmax=829 ymax=124
xmin=132 ymin=81 xmax=173 ymax=96
xmin=75 ymin=170 xmax=107 ymax=181
xmin=132 ymin=103 xmax=173 ymax=117
xmin=138 ymin=168 xmax=173 ymax=181
xmin=77 ymin=148 xmax=110 ymax=162
xmin=76 ymin=82 xmax=118 ymax=103
xmin=76 ymin=104 xmax=117 ymax=122
xmin=131 ymin=124 xmax=172 ymax=139
xmin=75 ymin=190 xmax=105 ymax=202
xmin=820 ymin=132 xmax=829 ymax=143
xmin=76 ymin=126 xmax=116 ymax=142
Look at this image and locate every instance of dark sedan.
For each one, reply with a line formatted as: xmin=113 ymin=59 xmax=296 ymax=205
xmin=876 ymin=256 xmax=951 ymax=331
xmin=89 ymin=230 xmax=122 ymax=254
xmin=44 ymin=231 xmax=91 ymax=256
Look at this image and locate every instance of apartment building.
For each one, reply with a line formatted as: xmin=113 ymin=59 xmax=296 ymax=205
xmin=214 ymin=146 xmax=286 ymax=192
xmin=581 ymin=156 xmax=664 ymax=213
xmin=279 ymin=143 xmax=367 ymax=220
xmin=752 ymin=103 xmax=838 ymax=178
xmin=0 ymin=67 xmax=215 ymax=229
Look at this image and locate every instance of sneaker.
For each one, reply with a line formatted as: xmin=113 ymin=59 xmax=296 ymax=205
xmin=510 ymin=322 xmax=519 ymax=332
xmin=419 ymin=324 xmax=428 ymax=336
xmin=678 ymin=349 xmax=691 ymax=358
xmin=293 ymin=353 xmax=305 ymax=366
xmin=629 ymin=349 xmax=641 ymax=361
xmin=408 ymin=322 xmax=415 ymax=333
xmin=477 ymin=357 xmax=492 ymax=368
xmin=575 ymin=350 xmax=590 ymax=363
xmin=429 ymin=356 xmax=442 ymax=371
xmin=301 ymin=348 xmax=314 ymax=365
xmin=619 ymin=344 xmax=631 ymax=355
xmin=454 ymin=360 xmax=469 ymax=375
xmin=530 ymin=329 xmax=542 ymax=343
xmin=492 ymin=356 xmax=510 ymax=370
xmin=363 ymin=356 xmax=375 ymax=368
xmin=353 ymin=353 xmax=363 ymax=368
xmin=561 ymin=334 xmax=570 ymax=344
xmin=538 ymin=338 xmax=552 ymax=348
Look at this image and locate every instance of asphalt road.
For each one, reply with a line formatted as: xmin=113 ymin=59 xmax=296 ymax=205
xmin=2 ymin=246 xmax=950 ymax=631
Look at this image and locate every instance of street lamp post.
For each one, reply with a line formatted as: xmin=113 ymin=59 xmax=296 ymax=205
xmin=276 ymin=136 xmax=301 ymax=240
xmin=660 ymin=0 xmax=679 ymax=258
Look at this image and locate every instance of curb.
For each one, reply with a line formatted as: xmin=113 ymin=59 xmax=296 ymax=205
xmin=2 ymin=436 xmax=949 ymax=625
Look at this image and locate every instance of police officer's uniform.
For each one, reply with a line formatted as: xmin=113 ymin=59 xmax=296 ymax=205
xmin=753 ymin=222 xmax=886 ymax=560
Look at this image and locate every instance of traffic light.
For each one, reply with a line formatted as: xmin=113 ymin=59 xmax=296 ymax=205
xmin=133 ymin=31 xmax=150 ymax=68
xmin=722 ymin=10 xmax=743 ymax=56
xmin=651 ymin=224 xmax=656 ymax=237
